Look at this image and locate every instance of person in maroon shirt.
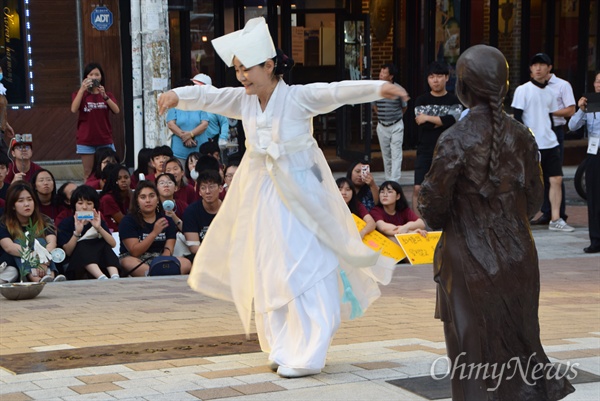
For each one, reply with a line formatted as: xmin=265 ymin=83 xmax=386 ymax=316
xmin=30 ymin=169 xmax=65 ymax=224
xmin=5 ymin=138 xmax=43 ymax=184
xmin=336 ymin=177 xmax=376 ymax=239
xmin=99 ymin=164 xmax=132 ymax=232
xmin=70 ymin=63 xmax=120 ymax=179
xmin=84 ymin=148 xmax=119 ymax=190
xmin=165 ymin=158 xmax=196 ymax=205
xmin=370 ymin=181 xmax=426 ymax=241
xmin=155 ymin=173 xmax=187 ymax=226
xmin=53 ymin=182 xmax=78 ymax=228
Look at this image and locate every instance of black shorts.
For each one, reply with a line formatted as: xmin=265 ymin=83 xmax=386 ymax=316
xmin=414 ymin=152 xmax=434 ymax=185
xmin=539 ymin=146 xmax=563 ymax=178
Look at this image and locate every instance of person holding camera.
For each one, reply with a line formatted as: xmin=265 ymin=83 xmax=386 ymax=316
xmin=70 ymin=62 xmax=120 ymax=180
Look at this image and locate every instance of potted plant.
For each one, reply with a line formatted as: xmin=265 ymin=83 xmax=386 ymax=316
xmin=0 ymin=219 xmax=52 ymax=300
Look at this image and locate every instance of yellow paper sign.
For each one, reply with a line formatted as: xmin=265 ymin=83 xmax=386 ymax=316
xmin=395 ymin=231 xmax=443 ymax=265
xmin=352 ymin=214 xmax=406 ymax=262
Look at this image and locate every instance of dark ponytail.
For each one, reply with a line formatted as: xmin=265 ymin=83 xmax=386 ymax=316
xmin=273 ymin=49 xmax=294 ymax=76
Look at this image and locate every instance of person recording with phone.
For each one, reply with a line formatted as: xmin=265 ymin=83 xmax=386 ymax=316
xmin=70 ymin=62 xmax=120 ymax=180
xmin=346 ymin=161 xmax=379 ymax=211
xmin=57 ymin=185 xmax=121 ymax=280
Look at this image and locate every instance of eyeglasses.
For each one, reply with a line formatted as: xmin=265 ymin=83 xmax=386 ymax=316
xmin=14 ymin=145 xmax=31 ymax=151
xmin=199 ymin=184 xmax=219 ymax=193
xmin=157 ymin=181 xmax=175 ymax=187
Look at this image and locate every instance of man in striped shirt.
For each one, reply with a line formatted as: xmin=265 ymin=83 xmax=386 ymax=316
xmin=373 ymin=63 xmax=409 ymax=183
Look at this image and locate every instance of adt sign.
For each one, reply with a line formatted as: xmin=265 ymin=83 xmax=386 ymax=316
xmin=91 ymin=6 xmax=113 ymax=31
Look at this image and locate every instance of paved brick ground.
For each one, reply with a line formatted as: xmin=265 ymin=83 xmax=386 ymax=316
xmin=0 ymin=170 xmax=598 ymax=400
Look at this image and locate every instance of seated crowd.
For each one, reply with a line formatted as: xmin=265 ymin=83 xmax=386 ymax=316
xmin=0 ymin=138 xmax=418 ymax=283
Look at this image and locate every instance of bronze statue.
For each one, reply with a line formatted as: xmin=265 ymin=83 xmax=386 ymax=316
xmin=418 ymin=45 xmax=575 ymax=400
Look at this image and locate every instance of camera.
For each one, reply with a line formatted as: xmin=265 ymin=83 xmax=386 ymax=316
xmin=91 ymin=79 xmax=100 ymax=88
xmin=15 ymin=133 xmax=32 ymax=143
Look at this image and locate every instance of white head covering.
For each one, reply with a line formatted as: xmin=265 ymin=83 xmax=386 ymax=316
xmin=212 ymin=17 xmax=276 ymax=68
xmin=192 ymin=73 xmax=212 ymax=86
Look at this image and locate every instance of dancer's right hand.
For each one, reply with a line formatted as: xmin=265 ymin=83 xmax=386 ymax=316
xmin=158 ymin=91 xmax=179 ymax=115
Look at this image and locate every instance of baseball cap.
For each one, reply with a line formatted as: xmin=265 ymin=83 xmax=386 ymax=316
xmin=10 ymin=136 xmax=32 ymax=151
xmin=530 ymin=53 xmax=552 ymax=66
xmin=192 ymin=73 xmax=212 ymax=86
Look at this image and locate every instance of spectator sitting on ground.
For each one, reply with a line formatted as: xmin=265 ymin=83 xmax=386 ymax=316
xmin=54 ymin=182 xmax=78 ymax=228
xmin=131 ymin=147 xmax=155 ymax=188
xmin=200 ymin=140 xmax=222 ymax=162
xmin=0 ymin=181 xmax=65 ymax=282
xmin=118 ymin=180 xmax=191 ymax=277
xmin=222 ymin=160 xmax=240 ymax=197
xmin=155 ymin=173 xmax=186 ymax=224
xmin=165 ymin=157 xmax=196 ymax=205
xmin=5 ymin=137 xmax=43 ymax=184
xmin=185 ymin=151 xmax=200 ymax=181
xmin=57 ymin=185 xmax=120 ymax=280
xmin=0 ymin=152 xmax=10 ymax=205
xmin=145 ymin=145 xmax=173 ymax=182
xmin=346 ymin=160 xmax=379 ymax=211
xmin=193 ymin=155 xmax=223 ymax=197
xmin=370 ymin=181 xmax=426 ymax=241
xmin=30 ymin=169 xmax=64 ymax=224
xmin=336 ymin=177 xmax=376 ymax=239
xmin=99 ymin=164 xmax=132 ymax=232
xmin=182 ymin=170 xmax=223 ymax=262
xmin=84 ymin=148 xmax=120 ymax=190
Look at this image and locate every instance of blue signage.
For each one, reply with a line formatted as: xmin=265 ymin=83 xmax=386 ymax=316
xmin=91 ymin=6 xmax=113 ymax=31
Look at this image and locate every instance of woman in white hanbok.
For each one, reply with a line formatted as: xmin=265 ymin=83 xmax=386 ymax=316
xmin=158 ymin=17 xmax=408 ymax=378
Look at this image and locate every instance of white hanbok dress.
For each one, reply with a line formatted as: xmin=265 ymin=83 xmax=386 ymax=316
xmin=174 ymin=79 xmax=396 ymax=369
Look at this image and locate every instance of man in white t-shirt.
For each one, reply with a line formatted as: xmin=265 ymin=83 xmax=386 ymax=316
xmin=511 ymin=53 xmax=574 ymax=232
xmin=530 ymin=54 xmax=576 ymax=225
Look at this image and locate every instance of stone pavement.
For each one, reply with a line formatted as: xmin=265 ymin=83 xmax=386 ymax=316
xmin=1 ymin=171 xmax=599 ymax=400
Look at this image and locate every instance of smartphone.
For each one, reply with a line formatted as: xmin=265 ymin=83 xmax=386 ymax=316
xmin=76 ymin=211 xmax=94 ymax=220
xmin=361 ymin=164 xmax=370 ymax=178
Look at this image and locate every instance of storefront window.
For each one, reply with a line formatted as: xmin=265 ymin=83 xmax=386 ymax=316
xmin=291 ymin=13 xmax=335 ymax=67
xmin=435 ymin=0 xmax=461 ymax=92
xmin=290 ymin=0 xmax=343 ymax=9
xmin=1 ymin=0 xmax=33 ymax=106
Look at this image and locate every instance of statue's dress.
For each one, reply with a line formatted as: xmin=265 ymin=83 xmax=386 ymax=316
xmin=419 ymin=106 xmax=575 ymax=400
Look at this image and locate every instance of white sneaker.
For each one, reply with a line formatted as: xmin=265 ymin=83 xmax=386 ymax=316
xmin=54 ymin=275 xmax=67 ymax=282
xmin=40 ymin=275 xmax=54 ymax=283
xmin=549 ymin=218 xmax=574 ymax=232
xmin=98 ymin=275 xmax=108 ymax=280
xmin=110 ymin=274 xmax=120 ymax=279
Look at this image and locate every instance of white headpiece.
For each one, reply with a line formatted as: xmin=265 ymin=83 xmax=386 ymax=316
xmin=212 ymin=17 xmax=276 ymax=68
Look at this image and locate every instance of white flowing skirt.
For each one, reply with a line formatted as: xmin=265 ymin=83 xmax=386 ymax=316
xmin=256 ymin=268 xmax=340 ymax=370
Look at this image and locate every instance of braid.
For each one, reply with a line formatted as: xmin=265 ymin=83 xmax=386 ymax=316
xmin=488 ymin=92 xmax=505 ymax=187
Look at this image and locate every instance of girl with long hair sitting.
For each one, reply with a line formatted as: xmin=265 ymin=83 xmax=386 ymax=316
xmin=0 ymin=181 xmax=65 ymax=282
xmin=30 ymin=169 xmax=63 ymax=224
xmin=336 ymin=177 xmax=376 ymax=239
xmin=85 ymin=148 xmax=120 ymax=190
xmin=165 ymin=157 xmax=196 ymax=205
xmin=99 ymin=164 xmax=132 ymax=232
xmin=118 ymin=181 xmax=191 ymax=277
